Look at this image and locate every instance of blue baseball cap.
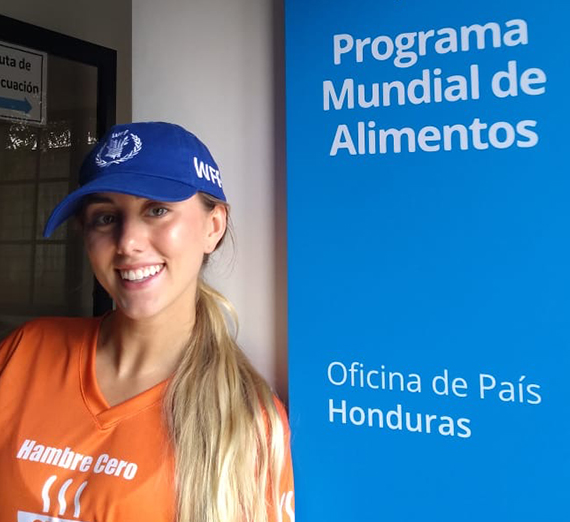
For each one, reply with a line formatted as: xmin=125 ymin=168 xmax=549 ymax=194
xmin=43 ymin=121 xmax=226 ymax=237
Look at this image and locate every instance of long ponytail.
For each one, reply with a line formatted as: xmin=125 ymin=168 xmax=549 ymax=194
xmin=164 ymin=196 xmax=285 ymax=522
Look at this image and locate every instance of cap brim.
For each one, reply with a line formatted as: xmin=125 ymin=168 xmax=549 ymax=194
xmin=43 ymin=172 xmax=197 ymax=237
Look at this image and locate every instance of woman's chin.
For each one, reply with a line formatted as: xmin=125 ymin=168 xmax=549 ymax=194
xmin=113 ymin=298 xmax=164 ymax=322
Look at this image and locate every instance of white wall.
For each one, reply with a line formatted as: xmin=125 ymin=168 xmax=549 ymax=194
xmin=0 ymin=0 xmax=132 ymax=124
xmin=132 ymin=0 xmax=288 ymax=400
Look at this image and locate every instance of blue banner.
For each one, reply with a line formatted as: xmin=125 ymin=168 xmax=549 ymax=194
xmin=286 ymin=1 xmax=570 ymax=520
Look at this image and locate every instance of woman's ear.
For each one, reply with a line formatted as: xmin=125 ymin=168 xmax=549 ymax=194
xmin=204 ymin=204 xmax=227 ymax=254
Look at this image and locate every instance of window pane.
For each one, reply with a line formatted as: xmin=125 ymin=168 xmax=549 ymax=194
xmin=0 ymin=244 xmax=32 ymax=305
xmin=0 ymin=184 xmax=35 ymax=241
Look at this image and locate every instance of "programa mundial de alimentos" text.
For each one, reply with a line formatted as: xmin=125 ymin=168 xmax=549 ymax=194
xmin=325 ymin=18 xmax=547 ymax=156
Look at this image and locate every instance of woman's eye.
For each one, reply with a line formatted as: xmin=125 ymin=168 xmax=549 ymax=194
xmin=149 ymin=207 xmax=168 ymax=217
xmin=90 ymin=213 xmax=116 ymax=227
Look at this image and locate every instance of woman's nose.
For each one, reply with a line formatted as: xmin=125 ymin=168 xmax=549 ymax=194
xmin=116 ymin=216 xmax=147 ymax=256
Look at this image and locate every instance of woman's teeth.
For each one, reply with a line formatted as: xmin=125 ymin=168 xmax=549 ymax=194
xmin=120 ymin=264 xmax=163 ymax=281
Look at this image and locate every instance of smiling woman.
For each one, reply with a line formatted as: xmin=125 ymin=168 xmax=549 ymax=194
xmin=0 ymin=122 xmax=294 ymax=522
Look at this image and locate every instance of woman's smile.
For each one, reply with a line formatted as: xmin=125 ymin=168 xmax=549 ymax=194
xmin=118 ymin=263 xmax=165 ymax=282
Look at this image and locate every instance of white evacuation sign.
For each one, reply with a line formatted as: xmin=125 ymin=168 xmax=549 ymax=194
xmin=0 ymin=41 xmax=47 ymax=125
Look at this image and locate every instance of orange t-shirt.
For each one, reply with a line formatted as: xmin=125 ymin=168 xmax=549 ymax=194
xmin=0 ymin=317 xmax=294 ymax=522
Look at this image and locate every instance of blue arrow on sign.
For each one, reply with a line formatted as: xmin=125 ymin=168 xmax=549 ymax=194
xmin=0 ymin=96 xmax=32 ymax=114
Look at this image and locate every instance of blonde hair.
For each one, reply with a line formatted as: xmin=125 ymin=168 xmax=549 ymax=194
xmin=163 ymin=194 xmax=285 ymax=522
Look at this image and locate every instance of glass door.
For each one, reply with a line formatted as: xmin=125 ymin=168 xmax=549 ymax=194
xmin=0 ymin=15 xmax=116 ymax=338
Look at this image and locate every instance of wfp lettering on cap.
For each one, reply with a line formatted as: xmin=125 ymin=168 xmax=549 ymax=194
xmin=43 ymin=122 xmax=226 ymax=238
xmin=194 ymin=157 xmax=222 ymax=188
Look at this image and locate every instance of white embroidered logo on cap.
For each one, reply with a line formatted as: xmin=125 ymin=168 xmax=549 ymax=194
xmin=95 ymin=130 xmax=142 ymax=167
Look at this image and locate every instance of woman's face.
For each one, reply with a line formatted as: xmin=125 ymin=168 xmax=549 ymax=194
xmin=82 ymin=192 xmax=226 ymax=322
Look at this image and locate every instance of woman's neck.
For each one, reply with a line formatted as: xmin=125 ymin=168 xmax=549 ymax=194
xmin=95 ymin=307 xmax=195 ymax=407
xmin=102 ymin=310 xmax=194 ymax=377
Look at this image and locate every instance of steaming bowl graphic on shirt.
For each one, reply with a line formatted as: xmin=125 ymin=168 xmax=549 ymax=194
xmin=16 ymin=474 xmax=90 ymax=522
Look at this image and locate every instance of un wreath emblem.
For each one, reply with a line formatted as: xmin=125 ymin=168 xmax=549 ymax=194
xmin=95 ymin=130 xmax=143 ymax=167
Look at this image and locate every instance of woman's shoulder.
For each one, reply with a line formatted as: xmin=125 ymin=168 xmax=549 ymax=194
xmin=1 ymin=316 xmax=102 ymax=370
xmin=5 ymin=315 xmax=101 ymax=345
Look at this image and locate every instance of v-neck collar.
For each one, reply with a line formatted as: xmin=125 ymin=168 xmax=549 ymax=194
xmin=79 ymin=315 xmax=168 ymax=430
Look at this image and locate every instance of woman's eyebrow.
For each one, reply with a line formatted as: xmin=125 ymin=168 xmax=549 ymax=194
xmin=84 ymin=195 xmax=114 ymax=205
